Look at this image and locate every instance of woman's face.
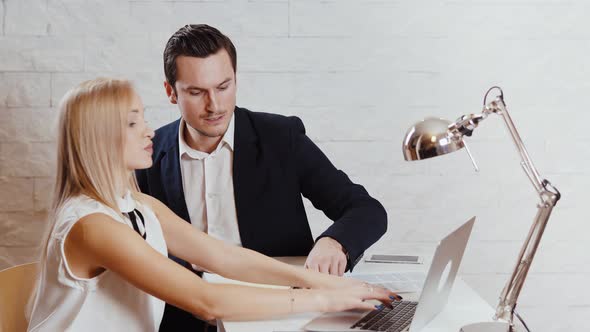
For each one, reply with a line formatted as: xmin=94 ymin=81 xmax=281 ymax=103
xmin=124 ymin=93 xmax=155 ymax=171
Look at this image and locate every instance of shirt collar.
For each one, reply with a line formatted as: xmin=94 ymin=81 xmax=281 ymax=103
xmin=116 ymin=190 xmax=136 ymax=213
xmin=178 ymin=113 xmax=235 ymax=160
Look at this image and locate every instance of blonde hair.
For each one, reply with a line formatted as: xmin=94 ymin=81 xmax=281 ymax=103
xmin=53 ymin=77 xmax=137 ymax=211
xmin=27 ymin=78 xmax=140 ymax=321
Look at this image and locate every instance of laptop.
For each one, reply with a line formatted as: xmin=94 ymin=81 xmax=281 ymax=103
xmin=304 ymin=217 xmax=475 ymax=332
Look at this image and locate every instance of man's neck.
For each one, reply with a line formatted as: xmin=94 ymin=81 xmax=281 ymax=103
xmin=183 ymin=125 xmax=223 ymax=154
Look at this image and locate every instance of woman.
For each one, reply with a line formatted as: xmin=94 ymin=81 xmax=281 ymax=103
xmin=27 ymin=78 xmax=398 ymax=331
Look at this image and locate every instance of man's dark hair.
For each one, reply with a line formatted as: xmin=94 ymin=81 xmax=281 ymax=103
xmin=163 ymin=24 xmax=237 ymax=91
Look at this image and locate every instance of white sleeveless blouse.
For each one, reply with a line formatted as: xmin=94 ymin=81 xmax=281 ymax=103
xmin=28 ymin=192 xmax=168 ymax=331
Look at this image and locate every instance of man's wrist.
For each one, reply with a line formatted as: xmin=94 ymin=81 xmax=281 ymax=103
xmin=316 ymin=236 xmax=350 ymax=265
xmin=316 ymin=236 xmax=344 ymax=252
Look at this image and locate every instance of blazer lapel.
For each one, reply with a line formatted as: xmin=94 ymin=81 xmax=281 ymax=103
xmin=233 ymin=108 xmax=269 ymax=248
xmin=161 ymin=133 xmax=191 ymax=224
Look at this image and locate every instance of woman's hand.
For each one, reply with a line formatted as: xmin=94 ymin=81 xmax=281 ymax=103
xmin=303 ymin=272 xmax=402 ymax=309
xmin=313 ymin=283 xmax=399 ymax=312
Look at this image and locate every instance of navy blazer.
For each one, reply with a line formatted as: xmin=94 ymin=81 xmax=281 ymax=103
xmin=136 ymin=107 xmax=387 ymax=330
xmin=137 ymin=106 xmax=387 ymax=265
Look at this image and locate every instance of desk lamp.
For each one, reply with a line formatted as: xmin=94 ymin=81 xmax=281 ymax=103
xmin=402 ymin=87 xmax=560 ymax=332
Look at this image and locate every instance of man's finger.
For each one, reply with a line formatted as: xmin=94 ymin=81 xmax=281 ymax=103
xmin=337 ymin=256 xmax=346 ymax=276
xmin=305 ymin=260 xmax=320 ymax=273
xmin=305 ymin=256 xmax=314 ymax=268
xmin=318 ymin=260 xmax=330 ymax=274
xmin=328 ymin=258 xmax=338 ymax=275
xmin=330 ymin=255 xmax=345 ymax=276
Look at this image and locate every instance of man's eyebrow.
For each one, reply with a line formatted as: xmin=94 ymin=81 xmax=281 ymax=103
xmin=130 ymin=109 xmax=139 ymax=113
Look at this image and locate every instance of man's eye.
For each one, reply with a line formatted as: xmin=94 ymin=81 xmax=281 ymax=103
xmin=129 ymin=122 xmax=136 ymax=127
xmin=189 ymin=91 xmax=201 ymax=96
xmin=218 ymin=85 xmax=228 ymax=91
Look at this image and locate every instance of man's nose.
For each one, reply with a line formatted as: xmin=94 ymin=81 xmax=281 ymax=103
xmin=206 ymin=91 xmax=219 ymax=112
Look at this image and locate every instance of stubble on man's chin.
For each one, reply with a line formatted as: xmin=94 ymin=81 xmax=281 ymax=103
xmin=198 ymin=130 xmax=224 ymax=138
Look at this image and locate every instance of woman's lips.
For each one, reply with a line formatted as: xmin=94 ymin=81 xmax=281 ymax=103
xmin=144 ymin=144 xmax=153 ymax=153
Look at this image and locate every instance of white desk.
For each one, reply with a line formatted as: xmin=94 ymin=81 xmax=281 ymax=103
xmin=214 ymin=256 xmax=496 ymax=332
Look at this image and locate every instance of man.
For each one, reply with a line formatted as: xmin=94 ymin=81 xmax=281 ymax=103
xmin=136 ymin=24 xmax=388 ymax=332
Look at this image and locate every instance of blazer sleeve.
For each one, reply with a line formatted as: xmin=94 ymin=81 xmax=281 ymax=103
xmin=291 ymin=116 xmax=387 ymax=271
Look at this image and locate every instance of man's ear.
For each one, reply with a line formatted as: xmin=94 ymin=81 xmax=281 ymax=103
xmin=164 ymin=81 xmax=177 ymax=104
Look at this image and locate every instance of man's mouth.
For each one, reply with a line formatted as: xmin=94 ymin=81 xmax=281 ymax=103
xmin=204 ymin=114 xmax=224 ymax=123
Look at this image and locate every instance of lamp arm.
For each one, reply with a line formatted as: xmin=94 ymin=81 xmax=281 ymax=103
xmin=450 ymin=91 xmax=561 ymax=329
xmin=494 ymin=191 xmax=557 ymax=328
xmin=451 ymin=94 xmax=545 ymax=193
xmin=489 ymin=97 xmax=545 ymax=194
xmin=480 ymin=95 xmax=561 ymax=328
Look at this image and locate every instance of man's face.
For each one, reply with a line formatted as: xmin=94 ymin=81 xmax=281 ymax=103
xmin=166 ymin=50 xmax=237 ymax=140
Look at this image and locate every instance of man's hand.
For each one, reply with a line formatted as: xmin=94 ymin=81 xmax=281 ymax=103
xmin=305 ymin=237 xmax=348 ymax=276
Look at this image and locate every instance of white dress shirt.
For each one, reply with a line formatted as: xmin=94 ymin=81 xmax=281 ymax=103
xmin=178 ymin=114 xmax=242 ymax=248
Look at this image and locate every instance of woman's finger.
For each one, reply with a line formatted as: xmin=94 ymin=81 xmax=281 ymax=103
xmin=360 ymin=285 xmax=400 ymax=304
xmin=353 ymin=300 xmax=378 ymax=311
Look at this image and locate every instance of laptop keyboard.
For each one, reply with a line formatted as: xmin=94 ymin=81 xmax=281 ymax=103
xmin=350 ymin=301 xmax=418 ymax=332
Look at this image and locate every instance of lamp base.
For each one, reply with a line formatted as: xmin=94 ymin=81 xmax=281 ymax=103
xmin=460 ymin=322 xmax=514 ymax=332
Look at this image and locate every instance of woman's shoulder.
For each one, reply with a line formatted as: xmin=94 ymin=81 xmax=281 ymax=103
xmin=59 ymin=194 xmax=112 ymax=215
xmin=53 ymin=195 xmax=119 ymax=234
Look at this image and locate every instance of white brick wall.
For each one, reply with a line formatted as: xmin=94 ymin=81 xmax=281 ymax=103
xmin=0 ymin=73 xmax=51 ymax=107
xmin=1 ymin=1 xmax=588 ymax=330
xmin=0 ymin=36 xmax=84 ymax=71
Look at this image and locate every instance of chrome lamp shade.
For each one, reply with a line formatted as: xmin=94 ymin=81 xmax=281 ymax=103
xmin=402 ymin=117 xmax=465 ymax=161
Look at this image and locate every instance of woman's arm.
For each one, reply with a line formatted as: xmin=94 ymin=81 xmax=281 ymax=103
xmin=143 ymin=194 xmax=392 ymax=291
xmin=65 ymin=213 xmax=393 ymax=321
